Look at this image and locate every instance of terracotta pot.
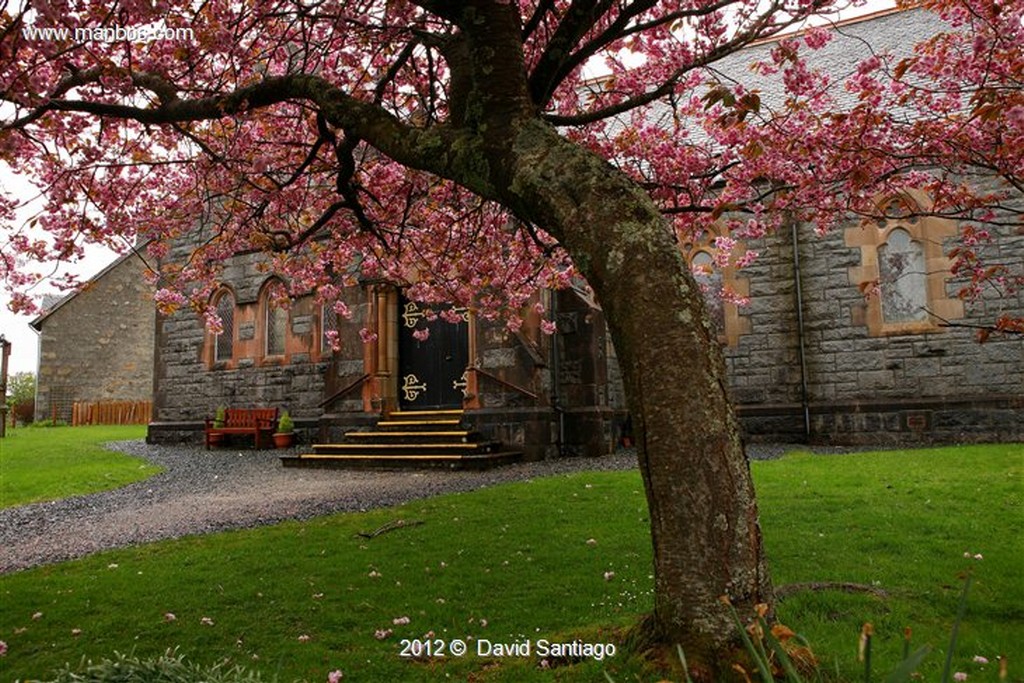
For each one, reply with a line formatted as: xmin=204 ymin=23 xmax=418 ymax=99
xmin=273 ymin=432 xmax=295 ymax=448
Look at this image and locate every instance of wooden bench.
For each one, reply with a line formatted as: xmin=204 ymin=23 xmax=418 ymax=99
xmin=204 ymin=408 xmax=279 ymax=449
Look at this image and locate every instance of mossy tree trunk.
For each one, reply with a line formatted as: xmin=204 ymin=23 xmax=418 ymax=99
xmin=500 ymin=120 xmax=774 ymax=662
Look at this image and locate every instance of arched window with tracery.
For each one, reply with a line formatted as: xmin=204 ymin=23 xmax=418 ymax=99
xmin=690 ymin=249 xmax=726 ymax=334
xmin=320 ymin=303 xmax=337 ymax=353
xmin=681 ymin=228 xmax=750 ymax=347
xmin=845 ymin=191 xmax=964 ymax=335
xmin=261 ymin=279 xmax=289 ymax=357
xmin=212 ymin=288 xmax=235 ymax=363
xmin=878 ymin=227 xmax=928 ymax=323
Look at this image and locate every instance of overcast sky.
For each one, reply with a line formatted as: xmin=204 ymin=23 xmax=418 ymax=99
xmin=1 ymin=165 xmax=121 ymax=375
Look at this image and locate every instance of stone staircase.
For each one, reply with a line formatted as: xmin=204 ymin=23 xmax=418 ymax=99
xmin=280 ymin=409 xmax=522 ymax=470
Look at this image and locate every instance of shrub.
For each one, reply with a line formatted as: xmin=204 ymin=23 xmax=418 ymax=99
xmin=41 ymin=650 xmax=268 ymax=683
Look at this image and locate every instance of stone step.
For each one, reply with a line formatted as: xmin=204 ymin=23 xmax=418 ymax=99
xmin=375 ymin=418 xmax=464 ymax=430
xmin=280 ymin=409 xmax=520 ymax=470
xmin=280 ymin=451 xmax=522 ymax=471
xmin=344 ymin=430 xmax=476 ymax=443
xmin=310 ymin=440 xmax=503 ymax=456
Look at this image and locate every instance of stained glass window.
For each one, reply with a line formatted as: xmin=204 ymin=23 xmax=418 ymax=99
xmin=322 ymin=304 xmax=338 ymax=352
xmin=214 ymin=291 xmax=234 ymax=361
xmin=691 ymin=250 xmax=725 ymax=333
xmin=878 ymin=228 xmax=928 ymax=323
xmin=266 ymin=299 xmax=287 ymax=356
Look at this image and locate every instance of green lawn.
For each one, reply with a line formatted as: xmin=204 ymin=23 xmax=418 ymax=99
xmin=0 ymin=443 xmax=1020 ymax=682
xmin=0 ymin=425 xmax=159 ymax=508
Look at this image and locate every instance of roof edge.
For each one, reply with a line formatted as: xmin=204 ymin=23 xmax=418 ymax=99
xmin=29 ymin=248 xmax=148 ymax=331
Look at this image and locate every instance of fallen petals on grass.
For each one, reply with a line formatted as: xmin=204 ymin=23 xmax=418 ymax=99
xmin=374 ymin=628 xmax=393 ymax=640
xmin=392 ymin=616 xmax=410 ymax=625
xmin=163 ymin=612 xmax=176 ymax=622
xmin=298 ymin=634 xmax=311 ymax=642
xmin=327 ymin=670 xmax=343 ymax=683
xmin=954 ymin=673 xmax=968 ymax=682
xmin=973 ymin=656 xmax=989 ymax=665
xmin=31 ymin=612 xmax=42 ymax=620
xmin=200 ymin=617 xmax=214 ymax=626
xmin=0 ymin=640 xmax=7 ymax=656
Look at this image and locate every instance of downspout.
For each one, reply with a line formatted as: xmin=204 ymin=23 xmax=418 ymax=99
xmin=790 ymin=217 xmax=812 ymax=440
xmin=549 ymin=289 xmax=564 ymax=456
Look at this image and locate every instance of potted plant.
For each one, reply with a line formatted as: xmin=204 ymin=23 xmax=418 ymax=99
xmin=273 ymin=410 xmax=295 ymax=448
xmin=207 ymin=406 xmax=227 ymax=447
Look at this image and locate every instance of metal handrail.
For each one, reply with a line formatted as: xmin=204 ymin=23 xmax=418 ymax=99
xmin=471 ymin=367 xmax=539 ymax=401
xmin=319 ymin=373 xmax=371 ymax=408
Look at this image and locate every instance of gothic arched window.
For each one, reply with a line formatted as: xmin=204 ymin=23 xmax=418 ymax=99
xmin=878 ymin=227 xmax=928 ymax=323
xmin=845 ymin=190 xmax=964 ymax=335
xmin=681 ymin=228 xmax=750 ymax=347
xmin=690 ymin=249 xmax=727 ymax=334
xmin=212 ymin=289 xmax=235 ymax=363
xmin=261 ymin=279 xmax=289 ymax=357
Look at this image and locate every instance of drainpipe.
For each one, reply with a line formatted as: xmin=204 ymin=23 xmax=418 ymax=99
xmin=790 ymin=217 xmax=812 ymax=440
xmin=549 ymin=289 xmax=564 ymax=456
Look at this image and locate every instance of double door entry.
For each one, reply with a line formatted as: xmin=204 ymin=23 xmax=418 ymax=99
xmin=396 ymin=296 xmax=469 ymax=410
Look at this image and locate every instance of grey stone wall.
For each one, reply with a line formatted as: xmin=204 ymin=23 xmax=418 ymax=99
xmin=150 ymin=249 xmax=331 ymax=443
xmin=34 ymin=253 xmax=155 ymax=422
xmin=723 ymin=200 xmax=1023 ymax=444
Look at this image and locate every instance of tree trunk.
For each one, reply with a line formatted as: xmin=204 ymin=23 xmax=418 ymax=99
xmin=501 ymin=119 xmax=774 ymax=663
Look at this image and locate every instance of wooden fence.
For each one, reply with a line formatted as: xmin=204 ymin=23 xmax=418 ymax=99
xmin=71 ymin=400 xmax=152 ymax=426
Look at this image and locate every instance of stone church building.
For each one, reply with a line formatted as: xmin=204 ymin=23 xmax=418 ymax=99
xmin=142 ymin=7 xmax=1022 ymax=457
xmin=31 ymin=252 xmax=155 ymax=424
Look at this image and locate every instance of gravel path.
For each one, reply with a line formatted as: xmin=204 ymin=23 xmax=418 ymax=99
xmin=0 ymin=441 xmax=805 ymax=575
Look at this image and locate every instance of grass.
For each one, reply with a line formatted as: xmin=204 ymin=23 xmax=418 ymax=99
xmin=0 ymin=425 xmax=159 ymax=508
xmin=0 ymin=443 xmax=1020 ymax=682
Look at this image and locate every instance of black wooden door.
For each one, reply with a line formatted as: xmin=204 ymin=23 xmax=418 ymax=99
xmin=397 ymin=296 xmax=469 ymax=410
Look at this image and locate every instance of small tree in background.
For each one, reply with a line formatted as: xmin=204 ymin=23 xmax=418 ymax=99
xmin=5 ymin=371 xmax=35 ymax=426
